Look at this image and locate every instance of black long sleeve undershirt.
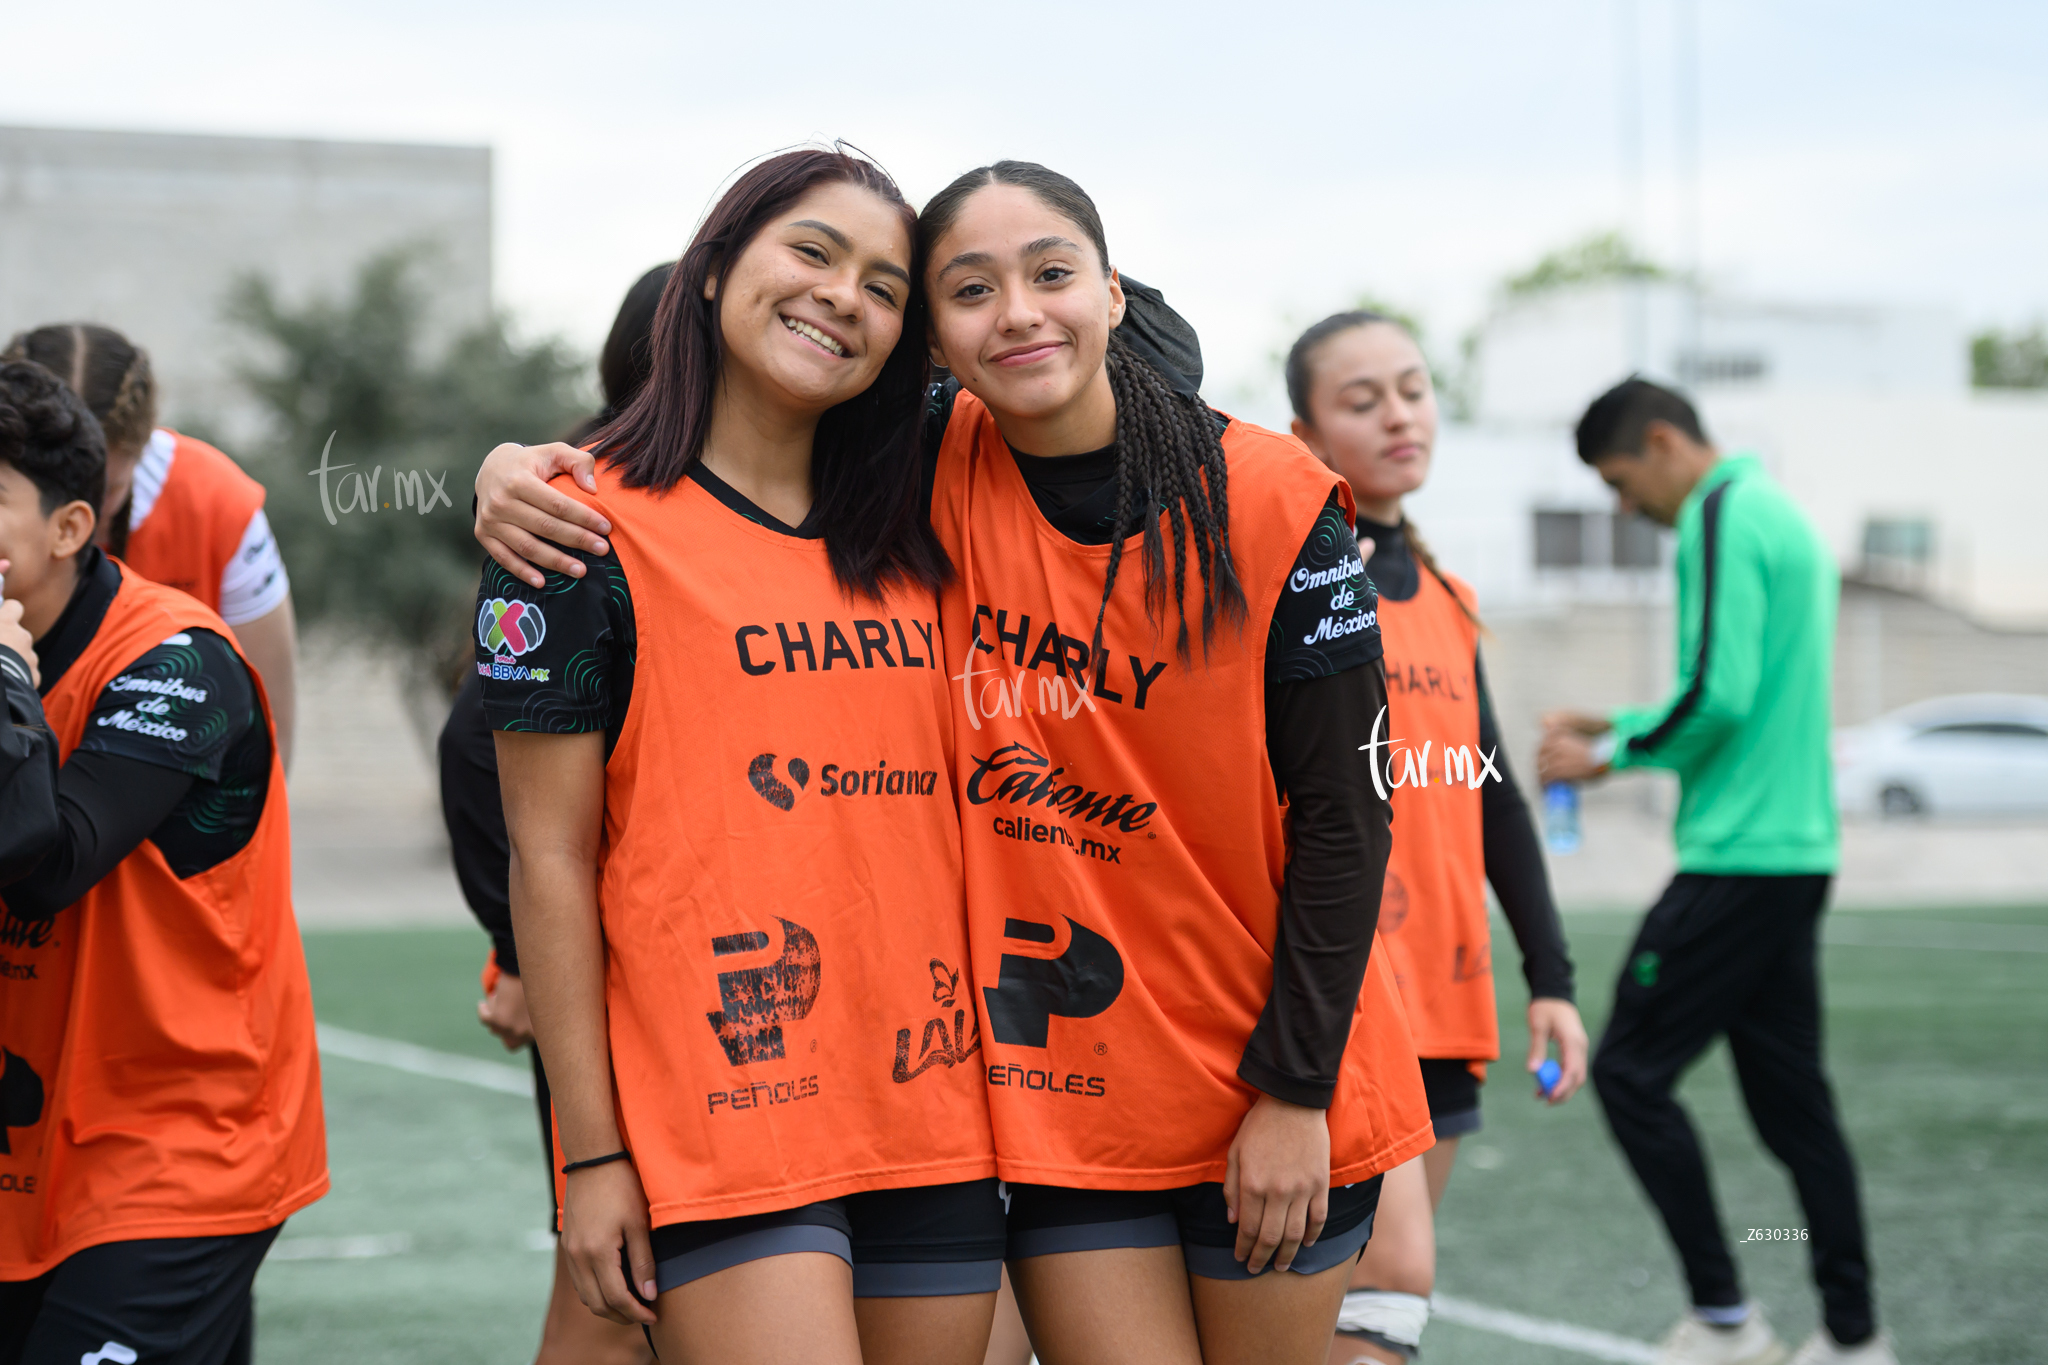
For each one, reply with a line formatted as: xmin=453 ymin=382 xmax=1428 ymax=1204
xmin=0 ymin=644 xmax=59 ymax=885
xmin=1 ymin=751 xmax=195 ymax=921
xmin=1240 ymin=661 xmax=1395 ymax=1107
xmin=438 ymin=669 xmax=519 ymax=975
xmin=1476 ymin=657 xmax=1575 ymax=1001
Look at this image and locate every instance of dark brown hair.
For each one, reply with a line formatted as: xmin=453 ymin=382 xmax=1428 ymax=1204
xmin=593 ymin=148 xmax=946 ymax=599
xmin=1285 ymin=310 xmax=1478 ymax=627
xmin=917 ymin=160 xmax=1245 ymax=667
xmin=0 ymin=360 xmax=107 ymax=514
xmin=2 ymin=323 xmax=155 ymax=459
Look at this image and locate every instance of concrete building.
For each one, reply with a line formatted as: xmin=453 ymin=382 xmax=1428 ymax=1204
xmin=0 ymin=123 xmax=491 ymax=442
xmin=1410 ymin=278 xmax=2048 ymax=630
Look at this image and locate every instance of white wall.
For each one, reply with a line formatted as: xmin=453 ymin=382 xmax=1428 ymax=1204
xmin=1471 ymin=279 xmax=1966 ymax=429
xmin=0 ymin=124 xmax=491 ymax=443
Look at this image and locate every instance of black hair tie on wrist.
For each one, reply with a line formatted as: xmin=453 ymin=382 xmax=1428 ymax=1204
xmin=561 ymin=1150 xmax=631 ymax=1175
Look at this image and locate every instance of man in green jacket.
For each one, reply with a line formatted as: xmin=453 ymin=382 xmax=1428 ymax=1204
xmin=1540 ymin=379 xmax=1891 ymax=1365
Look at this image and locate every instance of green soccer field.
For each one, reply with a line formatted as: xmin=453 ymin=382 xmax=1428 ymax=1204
xmin=259 ymin=905 xmax=2048 ymax=1364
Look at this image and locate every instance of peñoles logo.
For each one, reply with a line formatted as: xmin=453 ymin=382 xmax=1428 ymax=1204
xmin=893 ymin=959 xmax=982 ymax=1082
xmin=982 ymin=916 xmax=1124 ymax=1048
xmin=0 ymin=1048 xmax=43 ymax=1157
xmin=965 ymin=744 xmax=1156 ymax=833
xmin=704 ymin=918 xmax=822 ymax=1065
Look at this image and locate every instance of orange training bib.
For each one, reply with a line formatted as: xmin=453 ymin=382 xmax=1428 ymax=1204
xmin=530 ymin=470 xmax=994 ymax=1224
xmin=0 ymin=565 xmax=325 ymax=1277
xmin=930 ymin=393 xmax=1432 ymax=1189
xmin=1374 ymin=568 xmax=1496 ymax=1060
xmin=121 ymin=431 xmax=267 ymax=614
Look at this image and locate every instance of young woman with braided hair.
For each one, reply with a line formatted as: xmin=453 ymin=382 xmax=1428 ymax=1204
xmin=1 ymin=325 xmax=300 ymax=770
xmin=477 ymin=165 xmax=1429 ymax=1365
xmin=1283 ymin=312 xmax=1588 ymax=1365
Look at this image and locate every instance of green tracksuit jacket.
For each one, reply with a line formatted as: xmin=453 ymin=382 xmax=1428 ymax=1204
xmin=1608 ymin=454 xmax=1839 ymax=874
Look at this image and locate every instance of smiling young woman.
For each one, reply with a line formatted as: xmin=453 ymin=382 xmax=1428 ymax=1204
xmin=1283 ymin=313 xmax=1587 ymax=1365
xmin=907 ymin=161 xmax=1430 ymax=1365
xmin=468 ymin=157 xmax=1434 ymax=1365
xmin=476 ymin=149 xmax=1000 ymax=1365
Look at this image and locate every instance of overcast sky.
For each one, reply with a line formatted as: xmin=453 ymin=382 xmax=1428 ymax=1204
xmin=8 ymin=0 xmax=2045 ymax=414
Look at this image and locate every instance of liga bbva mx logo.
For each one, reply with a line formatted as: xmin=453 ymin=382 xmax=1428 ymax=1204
xmin=478 ymin=598 xmax=546 ymax=656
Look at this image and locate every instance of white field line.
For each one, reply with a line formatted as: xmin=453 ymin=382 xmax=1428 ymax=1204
xmin=311 ymin=1024 xmax=1668 ymax=1363
xmin=1433 ymin=1295 xmax=1659 ymax=1363
xmin=269 ymin=1231 xmax=414 ymax=1261
xmin=315 ymin=1023 xmax=534 ymax=1096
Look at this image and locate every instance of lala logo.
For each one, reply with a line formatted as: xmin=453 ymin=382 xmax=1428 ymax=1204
xmin=477 ymin=598 xmax=547 ymax=657
xmin=747 ymin=753 xmax=811 ymax=811
xmin=893 ymin=959 xmax=983 ymax=1082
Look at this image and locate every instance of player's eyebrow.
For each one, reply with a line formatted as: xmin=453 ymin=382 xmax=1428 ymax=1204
xmin=789 ymin=218 xmax=850 ymax=250
xmin=791 ymin=218 xmax=908 ymax=282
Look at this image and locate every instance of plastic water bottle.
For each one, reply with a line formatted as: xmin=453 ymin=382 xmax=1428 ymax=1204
xmin=1536 ymin=1058 xmax=1562 ymax=1097
xmin=1543 ymin=782 xmax=1581 ymax=854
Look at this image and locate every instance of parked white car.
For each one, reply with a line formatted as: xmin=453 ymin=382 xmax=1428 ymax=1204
xmin=1834 ymin=694 xmax=2048 ymax=817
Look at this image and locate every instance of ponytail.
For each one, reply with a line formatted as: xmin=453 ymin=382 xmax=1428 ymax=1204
xmin=1402 ymin=520 xmax=1482 ymax=631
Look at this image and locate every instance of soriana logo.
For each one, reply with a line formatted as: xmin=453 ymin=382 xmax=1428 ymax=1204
xmin=478 ymin=598 xmax=547 ymax=657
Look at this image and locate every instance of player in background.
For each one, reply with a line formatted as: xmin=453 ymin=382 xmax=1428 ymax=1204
xmin=1284 ymin=312 xmax=1587 ymax=1364
xmin=438 ymin=262 xmax=670 ymax=1365
xmin=0 ymin=359 xmax=325 ymax=1364
xmin=482 ymin=149 xmax=1001 ymax=1364
xmin=1539 ymin=379 xmax=1891 ymax=1365
xmin=3 ymin=327 xmax=299 ymax=770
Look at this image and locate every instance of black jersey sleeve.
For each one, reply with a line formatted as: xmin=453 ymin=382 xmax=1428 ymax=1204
xmin=0 ymin=644 xmax=60 ymax=884
xmin=1476 ymin=652 xmax=1575 ymax=1001
xmin=73 ymin=629 xmax=257 ymax=781
xmin=0 ymin=751 xmax=196 ymax=920
xmin=1266 ymin=494 xmax=1382 ymax=686
xmin=1239 ymin=658 xmax=1394 ymax=1108
xmin=438 ymin=669 xmax=518 ymax=974
xmin=475 ymin=548 xmax=635 ymax=742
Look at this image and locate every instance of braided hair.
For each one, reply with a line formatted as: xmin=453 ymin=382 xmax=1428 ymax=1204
xmin=918 ymin=161 xmax=1245 ymax=669
xmin=3 ymin=324 xmax=156 ymax=554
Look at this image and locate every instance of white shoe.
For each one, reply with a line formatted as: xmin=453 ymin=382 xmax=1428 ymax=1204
xmin=1655 ymin=1307 xmax=1790 ymax=1365
xmin=1787 ymin=1329 xmax=1898 ymax=1364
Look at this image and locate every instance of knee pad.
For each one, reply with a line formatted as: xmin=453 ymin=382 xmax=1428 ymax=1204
xmin=1336 ymin=1290 xmax=1430 ymax=1359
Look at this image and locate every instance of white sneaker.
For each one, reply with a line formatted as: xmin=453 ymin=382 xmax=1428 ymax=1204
xmin=1787 ymin=1329 xmax=1898 ymax=1364
xmin=1655 ymin=1307 xmax=1790 ymax=1365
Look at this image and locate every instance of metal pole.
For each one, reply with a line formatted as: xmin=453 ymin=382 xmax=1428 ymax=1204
xmin=1618 ymin=0 xmax=1648 ymax=370
xmin=1675 ymin=0 xmax=1703 ymax=377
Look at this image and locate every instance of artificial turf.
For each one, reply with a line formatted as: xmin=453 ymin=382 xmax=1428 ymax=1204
xmin=259 ymin=906 xmax=2048 ymax=1363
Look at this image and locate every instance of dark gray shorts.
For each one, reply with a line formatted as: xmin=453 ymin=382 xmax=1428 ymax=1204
xmin=649 ymin=1179 xmax=1006 ymax=1298
xmin=1420 ymin=1057 xmax=1483 ymax=1137
xmin=1004 ymin=1176 xmax=1383 ymax=1280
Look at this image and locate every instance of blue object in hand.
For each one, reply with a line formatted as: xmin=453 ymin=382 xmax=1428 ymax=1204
xmin=1536 ymin=1058 xmax=1562 ymax=1096
xmin=1543 ymin=782 xmax=1581 ymax=854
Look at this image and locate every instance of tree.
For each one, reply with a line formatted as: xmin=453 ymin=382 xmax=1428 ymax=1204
xmin=1970 ymin=325 xmax=2048 ymax=389
xmin=229 ymin=248 xmax=592 ymax=712
xmin=1502 ymin=230 xmax=1669 ymax=297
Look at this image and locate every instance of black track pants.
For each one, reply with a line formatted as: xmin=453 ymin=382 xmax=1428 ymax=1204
xmin=0 ymin=1225 xmax=279 ymax=1365
xmin=1591 ymin=873 xmax=1876 ymax=1345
